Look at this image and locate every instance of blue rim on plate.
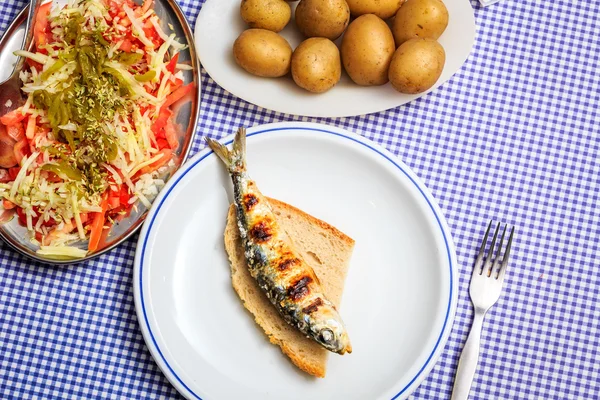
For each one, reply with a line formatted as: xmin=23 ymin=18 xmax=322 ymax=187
xmin=133 ymin=123 xmax=457 ymax=400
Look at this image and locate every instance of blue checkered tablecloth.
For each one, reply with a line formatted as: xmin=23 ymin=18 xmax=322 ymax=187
xmin=1 ymin=0 xmax=599 ymax=398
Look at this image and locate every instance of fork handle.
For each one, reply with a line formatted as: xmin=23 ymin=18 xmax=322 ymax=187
xmin=451 ymin=310 xmax=486 ymax=400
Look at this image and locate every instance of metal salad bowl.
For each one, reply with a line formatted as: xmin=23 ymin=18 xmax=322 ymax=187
xmin=0 ymin=0 xmax=201 ymax=264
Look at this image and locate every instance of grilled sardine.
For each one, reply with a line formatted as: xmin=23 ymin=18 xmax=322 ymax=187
xmin=206 ymin=128 xmax=352 ymax=355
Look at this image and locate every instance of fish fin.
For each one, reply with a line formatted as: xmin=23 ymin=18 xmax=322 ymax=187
xmin=205 ymin=128 xmax=247 ymax=172
xmin=205 ymin=137 xmax=232 ymax=165
xmin=232 ymin=127 xmax=246 ymax=163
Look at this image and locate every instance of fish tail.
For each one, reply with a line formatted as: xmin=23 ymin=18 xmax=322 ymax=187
xmin=205 ymin=127 xmax=247 ymax=172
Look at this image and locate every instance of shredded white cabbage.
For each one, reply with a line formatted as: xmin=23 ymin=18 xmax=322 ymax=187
xmin=2 ymin=0 xmax=188 ymax=254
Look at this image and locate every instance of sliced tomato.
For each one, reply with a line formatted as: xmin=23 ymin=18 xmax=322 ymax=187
xmin=8 ymin=167 xmax=20 ymax=181
xmin=33 ymin=2 xmax=52 ymax=47
xmin=143 ymin=19 xmax=163 ymax=48
xmin=16 ymin=207 xmax=26 ymax=226
xmin=3 ymin=199 xmax=15 ymax=209
xmin=156 ymin=138 xmax=168 ymax=150
xmin=16 ymin=206 xmax=55 ymax=228
xmin=119 ymin=185 xmax=130 ymax=206
xmin=151 ymin=107 xmax=172 ymax=136
xmin=163 ymin=83 xmax=193 ymax=109
xmin=13 ymin=139 xmax=30 ymax=165
xmin=26 ymin=58 xmax=44 ymax=72
xmin=35 ymin=206 xmax=55 ymax=228
xmin=138 ymin=105 xmax=149 ymax=115
xmin=107 ymin=183 xmax=121 ymax=210
xmin=120 ymin=17 xmax=132 ymax=28
xmin=43 ymin=171 xmax=62 ymax=183
xmin=171 ymin=78 xmax=184 ymax=89
xmin=166 ymin=53 xmax=179 ymax=74
xmin=107 ymin=0 xmax=135 ymax=13
xmin=164 ymin=119 xmax=179 ymax=150
xmin=119 ymin=39 xmax=134 ymax=52
xmin=108 ymin=196 xmax=120 ymax=210
xmin=0 ymin=108 xmax=27 ymax=126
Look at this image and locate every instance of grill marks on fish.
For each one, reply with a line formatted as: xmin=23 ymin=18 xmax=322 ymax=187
xmin=302 ymin=297 xmax=323 ymax=314
xmin=250 ymin=217 xmax=274 ymax=243
xmin=288 ymin=275 xmax=313 ymax=301
xmin=276 ymin=252 xmax=301 ymax=272
xmin=243 ymin=193 xmax=259 ymax=211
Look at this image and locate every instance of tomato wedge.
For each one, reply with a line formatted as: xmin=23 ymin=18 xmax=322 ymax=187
xmin=166 ymin=53 xmax=179 ymax=74
xmin=13 ymin=138 xmax=30 ymax=165
xmin=164 ymin=119 xmax=179 ymax=149
xmin=8 ymin=167 xmax=20 ymax=181
xmin=151 ymin=107 xmax=172 ymax=137
xmin=3 ymin=199 xmax=15 ymax=209
xmin=119 ymin=39 xmax=133 ymax=52
xmin=16 ymin=206 xmax=55 ymax=228
xmin=0 ymin=108 xmax=27 ymax=126
xmin=33 ymin=2 xmax=52 ymax=47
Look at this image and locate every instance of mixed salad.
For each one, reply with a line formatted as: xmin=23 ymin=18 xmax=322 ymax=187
xmin=0 ymin=0 xmax=193 ymax=258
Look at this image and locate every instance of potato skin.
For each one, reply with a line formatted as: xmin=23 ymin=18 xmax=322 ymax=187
xmin=345 ymin=0 xmax=404 ymax=19
xmin=392 ymin=0 xmax=449 ymax=46
xmin=340 ymin=14 xmax=396 ymax=86
xmin=233 ymin=29 xmax=293 ymax=77
xmin=291 ymin=38 xmax=341 ymax=93
xmin=295 ymin=0 xmax=350 ymax=41
xmin=240 ymin=0 xmax=291 ymax=32
xmin=388 ymin=38 xmax=445 ymax=94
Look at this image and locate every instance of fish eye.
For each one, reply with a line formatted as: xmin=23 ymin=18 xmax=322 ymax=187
xmin=321 ymin=329 xmax=334 ymax=343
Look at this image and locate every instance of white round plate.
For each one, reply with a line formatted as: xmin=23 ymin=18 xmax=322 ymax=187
xmin=134 ymin=122 xmax=458 ymax=399
xmin=193 ymin=0 xmax=475 ymax=117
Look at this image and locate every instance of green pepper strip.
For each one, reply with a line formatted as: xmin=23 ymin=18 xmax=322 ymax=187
xmin=41 ymin=163 xmax=83 ymax=181
xmin=41 ymin=60 xmax=66 ymax=80
xmin=117 ymin=52 xmax=143 ymax=65
xmin=134 ymin=70 xmax=156 ymax=82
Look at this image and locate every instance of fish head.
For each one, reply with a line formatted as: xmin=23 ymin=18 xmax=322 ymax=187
xmin=312 ymin=317 xmax=352 ymax=355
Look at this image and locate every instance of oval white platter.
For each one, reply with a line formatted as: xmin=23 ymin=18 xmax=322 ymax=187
xmin=193 ymin=0 xmax=475 ymax=117
xmin=133 ymin=122 xmax=458 ymax=399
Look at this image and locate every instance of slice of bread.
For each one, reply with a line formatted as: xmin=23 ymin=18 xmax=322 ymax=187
xmin=224 ymin=197 xmax=355 ymax=378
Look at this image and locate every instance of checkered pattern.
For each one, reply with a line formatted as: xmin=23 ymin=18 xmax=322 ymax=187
xmin=1 ymin=0 xmax=599 ymax=398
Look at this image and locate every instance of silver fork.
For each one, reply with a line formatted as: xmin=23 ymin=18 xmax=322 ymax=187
xmin=451 ymin=221 xmax=515 ymax=400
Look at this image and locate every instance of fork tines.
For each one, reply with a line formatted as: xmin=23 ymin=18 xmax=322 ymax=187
xmin=474 ymin=221 xmax=515 ymax=279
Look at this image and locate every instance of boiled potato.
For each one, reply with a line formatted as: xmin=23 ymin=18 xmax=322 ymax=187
xmin=292 ymin=38 xmax=341 ymax=93
xmin=388 ymin=38 xmax=445 ymax=93
xmin=392 ymin=0 xmax=448 ymax=46
xmin=341 ymin=14 xmax=396 ymax=86
xmin=240 ymin=0 xmax=291 ymax=32
xmin=233 ymin=29 xmax=292 ymax=77
xmin=295 ymin=0 xmax=350 ymax=41
xmin=345 ymin=0 xmax=404 ymax=19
